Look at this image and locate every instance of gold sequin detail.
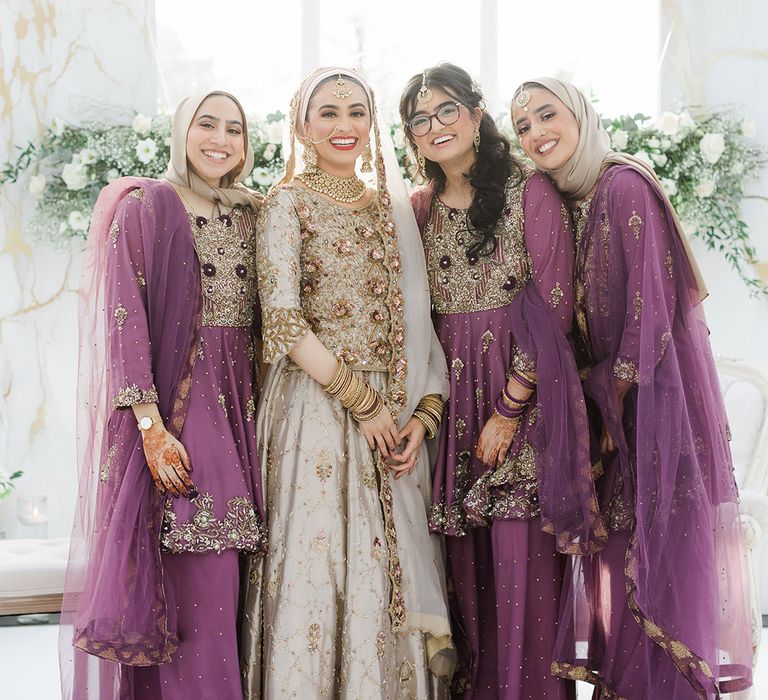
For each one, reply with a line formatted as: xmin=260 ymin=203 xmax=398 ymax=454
xmin=455 ymin=418 xmax=466 ymax=440
xmin=261 ymin=308 xmax=310 ymax=364
xmin=614 ymin=358 xmax=639 ymax=384
xmin=161 ymin=492 xmax=267 ymax=554
xmin=191 ymin=208 xmax=257 ymax=327
xmin=113 ymin=304 xmax=127 ymax=331
xmin=665 ymin=249 xmax=674 ymax=279
xmin=633 ymin=291 xmax=643 ymax=320
xmin=422 ymin=181 xmax=532 ymax=314
xmin=245 ymin=396 xmax=255 ymax=422
xmin=217 ymin=393 xmax=228 ymax=416
xmin=481 ymin=330 xmax=495 ymax=353
xmin=316 ymin=453 xmax=332 ymax=481
xmin=100 ymin=445 xmax=117 ymax=483
xmin=475 ymin=387 xmax=483 ymax=401
xmin=112 ymin=383 xmax=159 ymax=409
xmin=110 ymin=221 xmax=119 ymax=245
xmin=376 ymin=631 xmax=386 ymax=659
xmin=628 ymin=210 xmax=642 ymax=239
xmin=452 ymin=357 xmax=464 ymax=380
xmin=550 ymin=281 xmax=564 ymax=308
xmin=127 ymin=188 xmax=145 ymax=201
xmin=307 ymin=623 xmax=321 ymax=652
xmin=136 ymin=270 xmax=146 ymax=287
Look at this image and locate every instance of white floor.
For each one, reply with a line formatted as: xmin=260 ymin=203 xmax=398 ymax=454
xmin=0 ymin=623 xmax=765 ymax=699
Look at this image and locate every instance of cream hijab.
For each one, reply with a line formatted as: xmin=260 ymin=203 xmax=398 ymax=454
xmin=164 ymin=90 xmax=263 ymax=210
xmin=514 ymin=77 xmax=707 ymax=299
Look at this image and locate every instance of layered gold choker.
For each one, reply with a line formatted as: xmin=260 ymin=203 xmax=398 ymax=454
xmin=296 ymin=169 xmax=367 ymax=203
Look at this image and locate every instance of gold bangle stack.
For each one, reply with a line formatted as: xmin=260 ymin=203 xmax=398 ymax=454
xmin=413 ymin=393 xmax=444 ymax=439
xmin=324 ymin=359 xmax=385 ymax=423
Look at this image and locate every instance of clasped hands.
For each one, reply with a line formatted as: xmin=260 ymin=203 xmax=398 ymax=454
xmin=360 ymin=411 xmax=426 ymax=480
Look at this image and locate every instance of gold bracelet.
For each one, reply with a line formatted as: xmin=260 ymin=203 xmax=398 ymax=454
xmin=413 ymin=410 xmax=438 ymax=439
xmin=325 ymin=359 xmax=351 ymax=396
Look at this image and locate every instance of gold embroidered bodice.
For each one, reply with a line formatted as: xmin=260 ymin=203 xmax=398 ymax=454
xmin=422 ymin=181 xmax=531 ymax=315
xmin=189 ymin=207 xmax=258 ymax=327
xmin=257 ymin=185 xmax=398 ymax=370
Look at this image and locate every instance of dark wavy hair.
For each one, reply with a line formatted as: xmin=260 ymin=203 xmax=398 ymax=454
xmin=399 ymin=63 xmax=524 ymax=260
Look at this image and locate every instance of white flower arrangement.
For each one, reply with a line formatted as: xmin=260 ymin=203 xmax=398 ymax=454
xmin=1 ymin=106 xmax=764 ymax=294
xmin=502 ymin=106 xmax=765 ymax=295
xmin=600 ymin=108 xmax=765 ymax=294
xmin=0 ymin=111 xmax=286 ymax=245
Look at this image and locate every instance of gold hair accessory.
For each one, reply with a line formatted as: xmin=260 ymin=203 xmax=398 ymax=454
xmin=417 ymin=71 xmax=433 ymax=105
xmin=515 ymin=89 xmax=531 ymax=112
xmin=361 ymin=142 xmax=373 ymax=173
xmin=333 ymin=74 xmax=352 ymax=99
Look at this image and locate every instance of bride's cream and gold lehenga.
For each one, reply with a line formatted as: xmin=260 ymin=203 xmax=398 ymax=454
xmin=240 ymin=68 xmax=453 ymax=700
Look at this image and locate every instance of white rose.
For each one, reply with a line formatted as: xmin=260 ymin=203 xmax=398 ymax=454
xmin=392 ymin=126 xmax=406 ymax=150
xmin=611 ymin=129 xmax=628 ymax=151
xmin=252 ymin=167 xmax=274 ymax=187
xmin=28 ymin=174 xmax=46 ymax=197
xmin=633 ymin=150 xmax=654 ymax=169
xmin=679 ymin=111 xmax=695 ymax=130
xmin=50 ymin=116 xmax=64 ymax=137
xmin=68 ymin=210 xmax=89 ymax=232
xmin=106 ymin=168 xmax=120 ymax=183
xmin=647 ymin=137 xmax=660 ymax=149
xmin=61 ymin=161 xmax=88 ymax=190
xmin=266 ymin=121 xmax=284 ymax=145
xmin=699 ymin=133 xmax=725 ymax=164
xmin=660 ymin=178 xmax=678 ymax=197
xmin=694 ymin=179 xmax=716 ymax=198
xmin=651 ymin=153 xmax=668 ymax=167
xmin=136 ymin=138 xmax=158 ymax=165
xmin=656 ymin=111 xmax=680 ymax=136
xmin=741 ymin=119 xmax=756 ymax=138
xmin=79 ymin=148 xmax=97 ymax=165
xmin=132 ymin=113 xmax=153 ymax=136
xmin=262 ymin=143 xmax=277 ymax=161
xmin=732 ymin=162 xmax=745 ymax=175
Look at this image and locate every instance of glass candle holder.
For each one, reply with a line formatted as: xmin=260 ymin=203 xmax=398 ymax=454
xmin=17 ymin=495 xmax=48 ymax=538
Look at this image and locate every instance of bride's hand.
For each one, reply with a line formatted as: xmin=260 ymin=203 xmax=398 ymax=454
xmin=387 ymin=416 xmax=426 ymax=480
xmin=359 ymin=409 xmax=400 ymax=459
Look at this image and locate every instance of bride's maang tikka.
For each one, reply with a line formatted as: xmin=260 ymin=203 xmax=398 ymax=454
xmin=332 ymin=74 xmax=352 ymax=99
xmin=417 ymin=71 xmax=433 ymax=105
xmin=515 ymin=89 xmax=531 ymax=112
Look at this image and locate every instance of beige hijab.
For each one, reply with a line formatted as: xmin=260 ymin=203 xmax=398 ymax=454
xmin=514 ymin=77 xmax=707 ymax=298
xmin=164 ymin=90 xmax=263 ymax=210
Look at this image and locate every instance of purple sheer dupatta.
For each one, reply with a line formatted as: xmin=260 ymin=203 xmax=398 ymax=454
xmin=554 ymin=165 xmax=752 ymax=696
xmin=60 ymin=178 xmax=203 ymax=698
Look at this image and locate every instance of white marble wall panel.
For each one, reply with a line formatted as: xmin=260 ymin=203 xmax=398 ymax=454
xmin=0 ymin=0 xmax=156 ymax=538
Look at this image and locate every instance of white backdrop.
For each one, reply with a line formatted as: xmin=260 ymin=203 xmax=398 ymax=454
xmin=0 ymin=0 xmax=766 ymax=543
xmin=0 ymin=0 xmax=157 ymax=538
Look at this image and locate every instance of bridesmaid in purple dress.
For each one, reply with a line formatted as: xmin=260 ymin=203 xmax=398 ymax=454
xmin=400 ymin=63 xmax=605 ymax=700
xmin=511 ymin=78 xmax=753 ymax=699
xmin=60 ymin=92 xmax=267 ymax=699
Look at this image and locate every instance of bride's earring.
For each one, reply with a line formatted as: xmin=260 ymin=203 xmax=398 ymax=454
xmin=361 ymin=142 xmax=373 ymax=173
xmin=303 ymin=142 xmax=318 ymax=174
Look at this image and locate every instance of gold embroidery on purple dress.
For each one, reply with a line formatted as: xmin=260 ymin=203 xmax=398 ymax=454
xmin=452 ymin=357 xmax=465 ymax=379
xmin=628 ymin=210 xmax=643 ymax=239
xmin=550 ymin=281 xmax=564 ymax=308
xmin=481 ymin=329 xmax=495 ymax=352
xmin=113 ymin=303 xmax=127 ymax=330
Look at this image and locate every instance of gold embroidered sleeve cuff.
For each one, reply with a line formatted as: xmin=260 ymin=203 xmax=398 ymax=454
xmin=261 ymin=307 xmax=310 ymax=364
xmin=510 ymin=344 xmax=536 ymax=374
xmin=112 ymin=383 xmax=159 ymax=410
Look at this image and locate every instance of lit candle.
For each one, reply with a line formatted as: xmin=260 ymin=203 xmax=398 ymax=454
xmin=18 ymin=496 xmax=48 ymax=526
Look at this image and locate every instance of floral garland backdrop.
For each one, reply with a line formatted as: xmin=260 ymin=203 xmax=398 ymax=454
xmin=1 ymin=107 xmax=765 ymax=294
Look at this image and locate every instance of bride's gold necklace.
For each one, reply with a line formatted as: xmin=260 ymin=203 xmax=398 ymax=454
xmin=296 ymin=168 xmax=366 ymax=203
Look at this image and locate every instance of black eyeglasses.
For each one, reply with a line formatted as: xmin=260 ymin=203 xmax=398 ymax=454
xmin=407 ymin=102 xmax=462 ymax=137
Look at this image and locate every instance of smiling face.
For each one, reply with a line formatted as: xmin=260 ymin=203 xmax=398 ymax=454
xmin=512 ymin=87 xmax=580 ymax=171
xmin=186 ymin=94 xmax=246 ymax=187
xmin=407 ymin=87 xmax=481 ymax=169
xmin=304 ymin=78 xmax=371 ymax=177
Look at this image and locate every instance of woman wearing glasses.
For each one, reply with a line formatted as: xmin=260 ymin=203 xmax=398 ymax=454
xmin=400 ymin=63 xmax=605 ymax=699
